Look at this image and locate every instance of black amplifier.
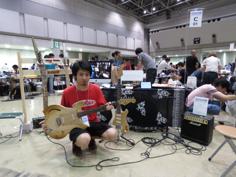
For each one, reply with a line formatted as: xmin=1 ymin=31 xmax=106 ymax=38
xmin=180 ymin=112 xmax=214 ymax=146
xmin=32 ymin=116 xmax=45 ymax=129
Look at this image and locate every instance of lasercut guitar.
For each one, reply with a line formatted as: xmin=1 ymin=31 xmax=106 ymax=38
xmin=44 ymin=101 xmax=116 ymax=139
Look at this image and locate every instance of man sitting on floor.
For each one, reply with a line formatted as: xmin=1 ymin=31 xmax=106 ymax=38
xmin=186 ymin=78 xmax=236 ymax=115
xmin=43 ymin=61 xmax=117 ymax=156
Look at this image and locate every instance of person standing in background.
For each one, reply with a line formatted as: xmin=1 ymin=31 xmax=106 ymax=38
xmin=111 ymin=51 xmax=123 ymax=85
xmin=157 ymin=55 xmax=172 ymax=75
xmin=135 ymin=48 xmax=157 ymax=84
xmin=123 ymin=59 xmax=131 ymax=70
xmin=186 ymin=50 xmax=200 ymax=76
xmin=202 ymin=52 xmax=222 ymax=84
xmin=231 ymin=58 xmax=236 ymax=75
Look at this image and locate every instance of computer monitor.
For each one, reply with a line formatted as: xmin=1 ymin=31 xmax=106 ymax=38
xmin=89 ymin=61 xmax=112 ymax=84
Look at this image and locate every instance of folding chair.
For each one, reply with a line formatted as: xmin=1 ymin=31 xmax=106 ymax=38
xmin=208 ymin=125 xmax=236 ymax=177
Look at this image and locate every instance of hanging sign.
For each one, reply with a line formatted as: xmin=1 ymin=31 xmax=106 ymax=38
xmin=189 ymin=9 xmax=203 ymax=28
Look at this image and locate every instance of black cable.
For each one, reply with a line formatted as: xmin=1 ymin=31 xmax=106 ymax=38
xmin=45 ymin=131 xmax=206 ymax=171
xmin=45 ymin=135 xmax=180 ymax=171
xmin=104 ymin=138 xmax=140 ymax=151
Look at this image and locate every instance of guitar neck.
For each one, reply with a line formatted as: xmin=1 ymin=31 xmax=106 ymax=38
xmin=32 ymin=38 xmax=48 ymax=109
xmin=116 ymin=79 xmax=122 ymax=114
xmin=39 ymin=65 xmax=48 ymax=109
xmin=77 ymin=104 xmax=107 ymax=117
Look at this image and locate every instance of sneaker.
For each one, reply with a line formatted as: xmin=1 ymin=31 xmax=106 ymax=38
xmin=72 ymin=143 xmax=82 ymax=156
xmin=88 ymin=139 xmax=97 ymax=151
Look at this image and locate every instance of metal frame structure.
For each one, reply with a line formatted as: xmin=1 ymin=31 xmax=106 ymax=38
xmin=99 ymin=0 xmax=203 ymax=20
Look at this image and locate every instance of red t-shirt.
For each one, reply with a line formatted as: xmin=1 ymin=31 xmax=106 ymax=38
xmin=61 ymin=83 xmax=106 ymax=122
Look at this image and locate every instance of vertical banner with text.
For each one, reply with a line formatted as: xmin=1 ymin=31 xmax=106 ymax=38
xmin=189 ymin=9 xmax=203 ymax=28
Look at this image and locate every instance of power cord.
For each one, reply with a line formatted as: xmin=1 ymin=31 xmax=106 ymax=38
xmin=45 ymin=132 xmax=206 ymax=171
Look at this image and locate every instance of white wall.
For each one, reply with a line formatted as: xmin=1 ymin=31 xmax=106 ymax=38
xmin=0 ymin=49 xmax=35 ymax=69
xmin=0 ymin=0 xmax=144 ymax=51
xmin=147 ymin=0 xmax=236 ymax=30
xmin=150 ymin=16 xmax=236 ymax=52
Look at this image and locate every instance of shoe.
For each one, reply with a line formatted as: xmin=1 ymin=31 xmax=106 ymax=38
xmin=72 ymin=143 xmax=82 ymax=156
xmin=88 ymin=139 xmax=97 ymax=151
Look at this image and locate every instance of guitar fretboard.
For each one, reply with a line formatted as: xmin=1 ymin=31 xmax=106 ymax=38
xmin=77 ymin=102 xmax=116 ymax=117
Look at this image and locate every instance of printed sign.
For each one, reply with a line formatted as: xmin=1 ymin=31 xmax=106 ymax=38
xmin=189 ymin=9 xmax=203 ymax=28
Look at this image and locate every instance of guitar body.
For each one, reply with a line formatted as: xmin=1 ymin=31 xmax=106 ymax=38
xmin=109 ymin=98 xmax=136 ymax=133
xmin=43 ymin=100 xmax=111 ymax=139
xmin=111 ymin=109 xmax=129 ymax=133
xmin=44 ymin=103 xmax=88 ymax=139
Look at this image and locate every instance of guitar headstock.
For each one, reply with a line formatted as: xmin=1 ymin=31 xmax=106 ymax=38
xmin=119 ymin=98 xmax=136 ymax=106
xmin=32 ymin=38 xmax=43 ymax=64
xmin=63 ymin=58 xmax=70 ymax=67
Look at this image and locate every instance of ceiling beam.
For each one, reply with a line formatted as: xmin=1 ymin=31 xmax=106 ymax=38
xmin=142 ymin=0 xmax=192 ymax=17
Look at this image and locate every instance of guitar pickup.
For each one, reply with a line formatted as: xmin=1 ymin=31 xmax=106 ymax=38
xmin=56 ymin=117 xmax=63 ymax=126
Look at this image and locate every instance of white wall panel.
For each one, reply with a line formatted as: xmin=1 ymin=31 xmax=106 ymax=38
xmin=83 ymin=27 xmax=96 ymax=44
xmin=150 ymin=17 xmax=236 ymax=50
xmin=48 ymin=19 xmax=64 ymax=39
xmin=127 ymin=37 xmax=134 ymax=50
xmin=118 ymin=35 xmax=126 ymax=48
xmin=25 ymin=14 xmax=44 ymax=36
xmin=67 ymin=23 xmax=81 ymax=42
xmin=108 ymin=33 xmax=117 ymax=47
xmin=96 ymin=30 xmax=107 ymax=46
xmin=0 ymin=8 xmax=20 ymax=33
xmin=135 ymin=38 xmax=142 ymax=49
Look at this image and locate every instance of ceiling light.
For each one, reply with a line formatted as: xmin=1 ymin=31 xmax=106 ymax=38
xmin=143 ymin=10 xmax=147 ymax=14
xmin=4 ymin=44 xmax=10 ymax=48
xmin=152 ymin=7 xmax=156 ymax=11
xmin=177 ymin=0 xmax=181 ymax=2
xmin=67 ymin=47 xmax=71 ymax=51
xmin=24 ymin=46 xmax=30 ymax=50
xmin=79 ymin=48 xmax=83 ymax=52
xmin=219 ymin=50 xmax=223 ymax=52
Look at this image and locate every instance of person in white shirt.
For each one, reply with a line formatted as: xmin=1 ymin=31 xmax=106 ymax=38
xmin=202 ymin=53 xmax=221 ymax=84
xmin=157 ymin=55 xmax=172 ymax=74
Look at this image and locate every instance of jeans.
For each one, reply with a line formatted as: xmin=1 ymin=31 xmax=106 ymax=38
xmin=146 ymin=68 xmax=157 ymax=84
xmin=187 ymin=102 xmax=221 ymax=115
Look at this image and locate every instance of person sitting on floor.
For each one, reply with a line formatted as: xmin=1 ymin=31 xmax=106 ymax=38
xmin=42 ymin=61 xmax=117 ymax=156
xmin=186 ymin=78 xmax=236 ymax=115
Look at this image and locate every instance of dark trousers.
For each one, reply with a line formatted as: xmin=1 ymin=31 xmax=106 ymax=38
xmin=203 ymin=71 xmax=218 ymax=84
xmin=146 ymin=68 xmax=157 ymax=84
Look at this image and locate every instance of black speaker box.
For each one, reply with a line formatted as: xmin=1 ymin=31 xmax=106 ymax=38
xmin=181 ymin=112 xmax=214 ymax=146
xmin=32 ymin=117 xmax=45 ymax=129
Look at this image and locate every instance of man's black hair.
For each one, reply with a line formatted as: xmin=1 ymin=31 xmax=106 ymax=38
xmin=12 ymin=64 xmax=18 ymax=69
xmin=112 ymin=51 xmax=121 ymax=57
xmin=177 ymin=62 xmax=184 ymax=67
xmin=162 ymin=55 xmax=167 ymax=59
xmin=72 ymin=61 xmax=92 ymax=78
xmin=135 ymin=48 xmax=143 ymax=55
xmin=48 ymin=53 xmax=55 ymax=58
xmin=213 ymin=78 xmax=230 ymax=92
xmin=165 ymin=57 xmax=170 ymax=62
xmin=59 ymin=53 xmax=64 ymax=58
